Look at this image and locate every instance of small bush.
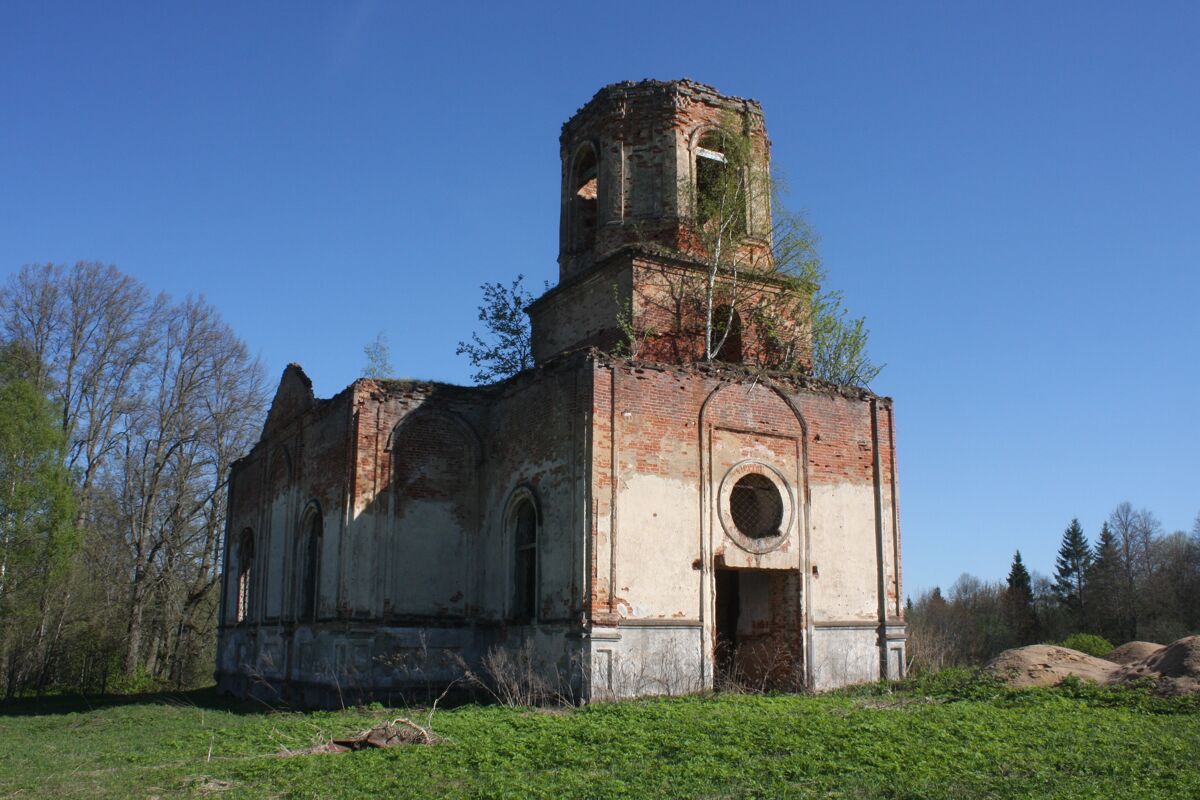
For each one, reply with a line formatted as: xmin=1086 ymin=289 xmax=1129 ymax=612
xmin=1054 ymin=633 xmax=1114 ymax=658
xmin=105 ymin=666 xmax=168 ymax=696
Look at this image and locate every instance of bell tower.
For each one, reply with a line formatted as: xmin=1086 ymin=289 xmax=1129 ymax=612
xmin=530 ymin=79 xmax=805 ymax=371
xmin=557 ymin=79 xmax=773 ymax=280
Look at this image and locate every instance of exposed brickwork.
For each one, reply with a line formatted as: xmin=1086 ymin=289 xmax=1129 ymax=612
xmin=533 ymin=79 xmax=807 ymax=374
xmin=218 ymin=79 xmax=903 ymax=704
xmin=559 ymin=80 xmax=770 ymax=280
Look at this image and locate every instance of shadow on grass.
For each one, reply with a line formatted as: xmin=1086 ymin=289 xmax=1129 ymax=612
xmin=0 ymin=685 xmax=286 ymax=718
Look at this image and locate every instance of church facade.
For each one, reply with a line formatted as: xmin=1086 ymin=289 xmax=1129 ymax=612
xmin=216 ymin=80 xmax=906 ymax=705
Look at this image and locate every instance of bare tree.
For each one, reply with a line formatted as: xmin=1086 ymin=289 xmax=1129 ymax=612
xmin=3 ymin=263 xmax=164 ymax=524
xmin=0 ymin=264 xmax=266 ymax=692
xmin=1106 ymin=502 xmax=1163 ymax=640
xmin=118 ymin=296 xmax=265 ymax=677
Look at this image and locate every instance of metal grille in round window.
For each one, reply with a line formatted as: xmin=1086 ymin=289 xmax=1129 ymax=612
xmin=728 ymin=473 xmax=784 ymax=539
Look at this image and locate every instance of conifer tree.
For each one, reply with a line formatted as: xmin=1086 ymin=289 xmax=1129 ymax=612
xmin=1053 ymin=518 xmax=1092 ymax=631
xmin=1088 ymin=521 xmax=1127 ymax=642
xmin=1004 ymin=550 xmax=1039 ymax=644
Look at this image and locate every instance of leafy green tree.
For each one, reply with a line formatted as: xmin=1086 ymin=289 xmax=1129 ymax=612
xmin=1004 ymin=550 xmax=1039 ymax=645
xmin=1053 ymin=518 xmax=1092 ymax=631
xmin=0 ymin=344 xmax=78 ymax=696
xmin=456 ymin=275 xmax=537 ymax=384
xmin=809 ymin=291 xmax=882 ymax=387
xmin=684 ymin=116 xmax=881 ymax=385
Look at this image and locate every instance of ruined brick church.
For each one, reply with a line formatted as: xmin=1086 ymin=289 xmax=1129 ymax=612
xmin=217 ymin=80 xmax=906 ymax=705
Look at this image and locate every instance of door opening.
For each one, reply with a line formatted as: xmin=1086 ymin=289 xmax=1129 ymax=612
xmin=713 ymin=567 xmax=803 ymax=690
xmin=715 ymin=568 xmax=740 ymax=684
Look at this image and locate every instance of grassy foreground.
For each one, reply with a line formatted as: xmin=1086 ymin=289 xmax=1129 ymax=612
xmin=0 ymin=675 xmax=1197 ymax=799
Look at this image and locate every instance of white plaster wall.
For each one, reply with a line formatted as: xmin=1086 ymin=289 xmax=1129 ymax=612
xmin=613 ymin=474 xmax=701 ymax=619
xmin=533 ymin=474 xmax=580 ymax=622
xmin=880 ymin=481 xmax=902 ymax=619
xmin=587 ymin=626 xmax=705 ymax=699
xmin=474 ymin=455 xmax=578 ymax=622
xmin=317 ymin=511 xmax=338 ymax=618
xmin=807 ymin=482 xmax=879 ymax=622
xmin=387 ymin=500 xmax=467 ymax=616
xmin=220 ymin=623 xmax=585 ymax=704
xmin=810 ymin=627 xmax=879 ymax=690
xmin=344 ymin=515 xmax=380 ymax=615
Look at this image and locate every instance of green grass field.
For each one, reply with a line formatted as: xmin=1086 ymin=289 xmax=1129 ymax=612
xmin=1 ymin=675 xmax=1197 ymax=799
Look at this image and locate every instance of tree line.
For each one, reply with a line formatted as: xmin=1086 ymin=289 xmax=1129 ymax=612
xmin=908 ymin=506 xmax=1200 ymax=670
xmin=0 ymin=262 xmax=265 ymax=697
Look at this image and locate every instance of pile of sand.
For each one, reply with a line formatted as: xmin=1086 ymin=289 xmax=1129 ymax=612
xmin=1112 ymin=636 xmax=1200 ymax=696
xmin=987 ymin=636 xmax=1200 ymax=695
xmin=985 ymin=645 xmax=1119 ymax=688
xmin=1103 ymin=641 xmax=1163 ymax=665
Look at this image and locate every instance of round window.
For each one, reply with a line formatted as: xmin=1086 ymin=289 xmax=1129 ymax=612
xmin=717 ymin=460 xmax=794 ymax=554
xmin=728 ymin=473 xmax=784 ymax=539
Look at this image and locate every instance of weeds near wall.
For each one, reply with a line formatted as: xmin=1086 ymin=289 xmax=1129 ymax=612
xmin=596 ymin=638 xmax=706 ymax=699
xmin=714 ymin=638 xmax=806 ymax=694
xmin=451 ymin=641 xmax=579 ymax=708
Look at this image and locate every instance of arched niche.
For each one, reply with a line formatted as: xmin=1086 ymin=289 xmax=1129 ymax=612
xmin=384 ymin=409 xmax=480 ymax=616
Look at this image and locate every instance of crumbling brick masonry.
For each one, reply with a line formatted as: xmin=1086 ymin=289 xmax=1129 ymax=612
xmin=216 ymin=80 xmax=905 ymax=705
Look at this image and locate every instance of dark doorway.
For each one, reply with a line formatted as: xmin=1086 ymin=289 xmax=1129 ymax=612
xmin=715 ymin=568 xmax=740 ymax=683
xmin=714 ymin=567 xmax=803 ymax=690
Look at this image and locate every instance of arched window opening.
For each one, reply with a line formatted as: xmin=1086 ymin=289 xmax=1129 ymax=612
xmin=569 ymin=145 xmax=598 ymax=253
xmin=236 ymin=529 xmax=254 ymax=624
xmin=713 ymin=306 xmax=743 ymax=363
xmin=511 ymin=499 xmax=538 ymax=622
xmin=299 ymin=510 xmax=322 ymax=623
xmin=695 ymin=130 xmax=745 ymax=234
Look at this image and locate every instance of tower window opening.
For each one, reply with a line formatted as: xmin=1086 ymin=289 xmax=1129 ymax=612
xmin=713 ymin=306 xmax=743 ymax=363
xmin=569 ymin=145 xmax=599 ymax=253
xmin=695 ymin=131 xmax=744 ymax=233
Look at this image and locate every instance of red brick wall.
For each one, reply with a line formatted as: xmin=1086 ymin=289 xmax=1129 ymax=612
xmin=588 ymin=357 xmax=899 ymax=626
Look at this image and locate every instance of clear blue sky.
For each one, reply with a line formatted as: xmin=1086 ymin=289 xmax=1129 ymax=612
xmin=3 ymin=1 xmax=1197 ymax=596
